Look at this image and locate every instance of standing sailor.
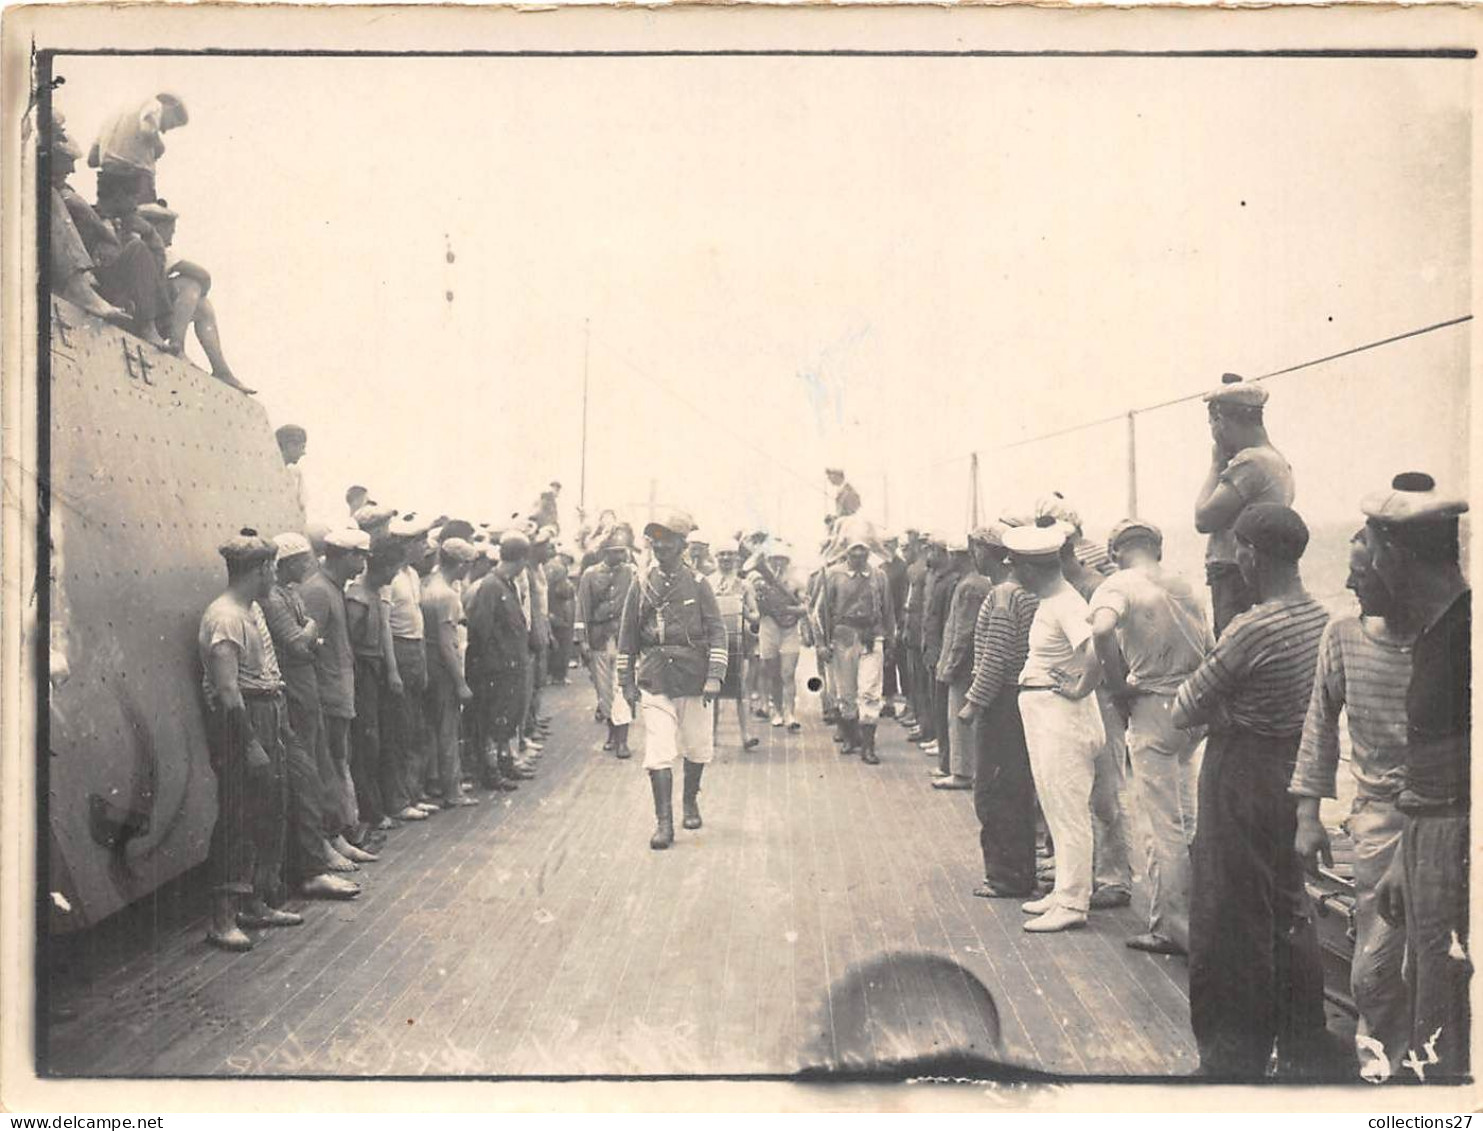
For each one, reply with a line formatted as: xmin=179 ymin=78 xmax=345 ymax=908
xmin=819 ymin=533 xmax=896 ymax=765
xmin=616 ymin=508 xmax=728 ymax=850
xmin=1195 ymin=374 xmax=1295 ymax=637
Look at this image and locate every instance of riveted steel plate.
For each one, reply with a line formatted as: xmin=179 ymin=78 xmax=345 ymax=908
xmin=47 ymin=295 xmax=305 ymax=932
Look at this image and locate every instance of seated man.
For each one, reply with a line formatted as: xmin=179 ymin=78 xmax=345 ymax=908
xmin=137 ymin=201 xmax=253 ymax=394
xmin=52 ymin=118 xmax=167 ymax=342
xmin=46 ymin=116 xmax=128 ymax=324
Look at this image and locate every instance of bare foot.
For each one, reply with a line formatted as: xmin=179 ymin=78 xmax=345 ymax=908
xmin=59 ymin=274 xmax=130 ymax=325
xmin=213 ymin=369 xmax=256 ymax=395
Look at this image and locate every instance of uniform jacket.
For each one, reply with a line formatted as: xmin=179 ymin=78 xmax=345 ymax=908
xmin=615 ymin=563 xmax=727 ymax=699
xmin=574 ymin=560 xmax=636 ymax=649
xmin=465 ymin=572 xmax=530 ymax=683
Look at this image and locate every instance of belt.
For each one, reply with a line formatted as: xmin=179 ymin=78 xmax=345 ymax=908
xmin=1018 ymin=685 xmax=1057 ymax=693
xmin=242 ymin=687 xmax=285 ymax=701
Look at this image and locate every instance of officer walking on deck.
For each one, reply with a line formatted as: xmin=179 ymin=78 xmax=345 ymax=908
xmin=819 ymin=533 xmax=896 ymax=765
xmin=616 ymin=508 xmax=728 ymax=850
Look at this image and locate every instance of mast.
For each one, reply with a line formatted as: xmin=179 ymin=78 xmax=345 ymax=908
xmin=579 ymin=318 xmax=590 ymax=523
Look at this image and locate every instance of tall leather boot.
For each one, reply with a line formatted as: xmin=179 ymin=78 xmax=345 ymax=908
xmin=861 ymin=723 xmax=880 ymax=765
xmin=649 ymin=768 xmax=674 ymax=850
xmin=682 ymin=759 xmax=705 ymax=830
xmin=842 ymin=718 xmax=862 ymax=754
xmin=614 ymin=723 xmax=631 ymax=759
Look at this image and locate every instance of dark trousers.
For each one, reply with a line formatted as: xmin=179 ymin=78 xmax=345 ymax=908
xmin=549 ymin=622 xmax=574 ymax=681
xmin=205 ymin=695 xmax=287 ymax=900
xmin=1189 ymin=727 xmax=1326 ymax=1077
xmin=280 ymin=692 xmax=333 ymax=886
xmin=933 ymin=676 xmax=952 ymax=773
xmin=351 ymin=655 xmax=386 ymax=827
xmin=95 ymin=166 xmax=156 ymax=219
xmin=883 ymin=638 xmax=900 ymax=699
xmin=1402 ymin=810 xmax=1471 ymax=1080
xmin=1207 ymin=561 xmax=1255 ymax=640
xmin=94 ymin=238 xmax=167 ymax=324
xmin=973 ymin=692 xmax=1037 ymax=894
xmin=378 ymin=638 xmax=425 ymax=816
xmin=910 ymin=645 xmax=935 ymax=740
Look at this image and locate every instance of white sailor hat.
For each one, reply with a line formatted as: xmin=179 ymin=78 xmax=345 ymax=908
xmin=1035 ymin=492 xmax=1082 ymax=531
xmin=388 ymin=511 xmax=432 ymax=539
xmin=1002 ymin=519 xmax=1072 ymax=559
xmin=1204 ymin=372 xmax=1269 ymax=409
xmin=323 ymin=527 xmax=372 ymax=553
xmin=1362 ymin=472 xmax=1469 ymax=525
xmin=272 ymin=532 xmax=313 ymax=559
xmin=354 ymin=503 xmax=396 ymax=531
xmin=1108 ymin=518 xmax=1163 ymax=553
xmin=218 ymin=527 xmax=275 ymax=566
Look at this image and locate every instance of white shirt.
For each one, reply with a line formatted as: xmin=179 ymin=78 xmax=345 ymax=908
xmin=1019 ymin=582 xmax=1095 ymax=688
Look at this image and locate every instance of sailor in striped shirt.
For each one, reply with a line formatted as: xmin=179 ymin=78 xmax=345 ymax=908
xmin=1172 ymin=502 xmax=1329 ymax=1079
xmin=1289 ymin=528 xmax=1412 ymax=1078
xmin=958 ymin=524 xmax=1041 ymax=898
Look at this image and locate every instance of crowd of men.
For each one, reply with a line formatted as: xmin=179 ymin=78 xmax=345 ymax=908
xmin=784 ymin=375 xmax=1469 ymax=1084
xmin=47 ymin=92 xmax=251 ymax=393
xmin=199 ymin=447 xmax=584 ymax=953
xmin=176 ymin=307 xmax=1466 ymax=1078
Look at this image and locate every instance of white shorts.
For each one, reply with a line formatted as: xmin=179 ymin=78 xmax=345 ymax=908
xmin=758 ymin=617 xmax=802 ymax=659
xmin=639 ymin=690 xmax=715 ymax=771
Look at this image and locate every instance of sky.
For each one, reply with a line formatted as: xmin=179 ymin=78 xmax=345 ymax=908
xmin=51 ymin=52 xmax=1471 ymax=571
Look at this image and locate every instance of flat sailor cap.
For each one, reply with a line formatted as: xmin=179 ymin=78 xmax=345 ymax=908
xmin=272 ymin=532 xmax=313 ymax=559
xmin=1204 ymin=372 xmax=1269 ymax=408
xmin=388 ymin=511 xmax=432 ymax=539
xmin=137 ymin=201 xmax=178 ymax=224
xmin=439 ymin=537 xmax=478 ymax=563
xmin=1035 ymin=492 xmax=1082 ymax=531
xmin=1362 ymin=472 xmax=1469 ymax=525
xmin=1003 ymin=519 xmax=1072 ymax=559
xmin=323 ymin=527 xmax=372 ymax=553
xmin=1107 ymin=518 xmax=1163 ymax=553
xmin=1233 ymin=503 xmax=1308 ymax=561
xmin=969 ymin=522 xmax=1010 ymax=549
xmin=219 ymin=527 xmax=275 ymax=565
xmin=354 ymin=503 xmax=396 ymax=531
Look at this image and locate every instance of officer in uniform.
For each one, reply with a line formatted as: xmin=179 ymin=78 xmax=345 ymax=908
xmin=616 ymin=508 xmax=728 ymax=850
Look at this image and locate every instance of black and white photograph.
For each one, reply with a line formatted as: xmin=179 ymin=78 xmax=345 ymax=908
xmin=1 ymin=1 xmax=1477 ymax=1111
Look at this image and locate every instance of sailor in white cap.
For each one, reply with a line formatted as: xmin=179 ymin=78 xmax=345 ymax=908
xmin=1195 ymin=373 xmax=1295 ymax=637
xmin=420 ymin=537 xmax=480 ymax=809
xmin=1005 ymin=519 xmax=1106 ymax=934
xmin=818 ymin=534 xmax=896 ymax=764
xmin=616 ymin=507 xmax=728 ymax=849
xmin=197 ymin=530 xmax=301 ymax=951
xmin=1089 ymin=518 xmax=1211 ymax=956
xmin=1361 ymin=473 xmax=1471 ymax=1081
xmin=753 ymin=541 xmax=810 ymax=731
xmin=260 ymin=531 xmax=363 ymax=899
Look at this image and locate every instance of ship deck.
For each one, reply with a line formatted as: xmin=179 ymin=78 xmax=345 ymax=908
xmin=44 ymin=673 xmax=1202 ymax=1079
